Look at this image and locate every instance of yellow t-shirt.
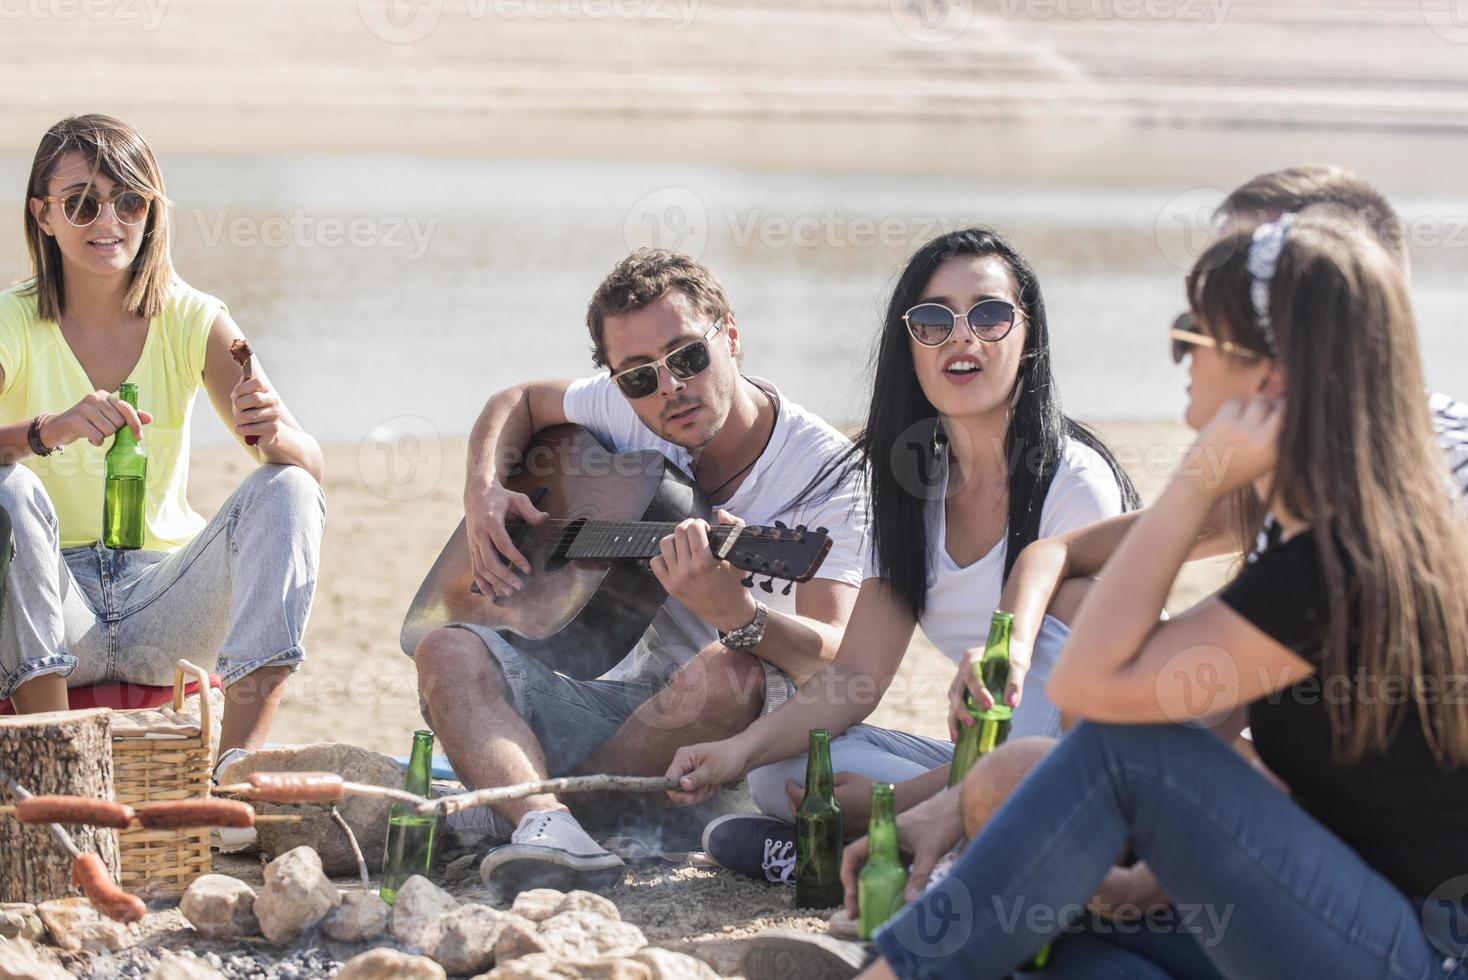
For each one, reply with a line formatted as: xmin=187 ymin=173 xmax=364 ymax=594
xmin=0 ymin=280 xmax=220 ymax=552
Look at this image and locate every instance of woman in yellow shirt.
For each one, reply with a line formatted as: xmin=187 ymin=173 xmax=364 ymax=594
xmin=0 ymin=114 xmax=325 ymax=762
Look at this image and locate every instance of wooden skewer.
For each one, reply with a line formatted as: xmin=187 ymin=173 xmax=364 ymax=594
xmin=214 ymin=780 xmax=427 ymax=808
xmin=424 ymin=775 xmax=678 ymax=816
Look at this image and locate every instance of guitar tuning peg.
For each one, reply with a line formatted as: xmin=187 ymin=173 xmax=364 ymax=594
xmin=760 ymin=577 xmax=776 ymax=593
xmin=741 ymin=572 xmax=755 ymax=588
xmin=781 ymin=580 xmax=793 ymax=597
xmin=774 ymin=520 xmax=788 ymax=531
xmin=815 ymin=526 xmax=828 ymax=536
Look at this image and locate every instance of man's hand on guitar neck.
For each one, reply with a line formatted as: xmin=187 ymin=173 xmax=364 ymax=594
xmin=650 ymin=512 xmax=758 ymax=633
xmin=465 ymin=482 xmax=550 ymax=599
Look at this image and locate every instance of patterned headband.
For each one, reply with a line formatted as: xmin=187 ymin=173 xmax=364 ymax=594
xmin=1245 ymin=212 xmax=1297 ymax=356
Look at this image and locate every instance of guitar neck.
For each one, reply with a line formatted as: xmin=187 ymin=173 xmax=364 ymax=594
xmin=562 ymin=520 xmax=740 ymax=562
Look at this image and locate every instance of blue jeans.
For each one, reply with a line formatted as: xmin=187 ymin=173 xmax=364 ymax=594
xmin=745 ymin=614 xmax=1072 ymax=821
xmin=0 ymin=463 xmax=325 ymax=698
xmin=874 ymin=722 xmax=1468 ymax=980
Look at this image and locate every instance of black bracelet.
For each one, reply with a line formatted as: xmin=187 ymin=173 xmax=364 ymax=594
xmin=27 ymin=414 xmax=57 ymax=457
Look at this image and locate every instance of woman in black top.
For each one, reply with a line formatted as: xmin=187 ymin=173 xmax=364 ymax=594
xmin=822 ymin=207 xmax=1468 ymax=979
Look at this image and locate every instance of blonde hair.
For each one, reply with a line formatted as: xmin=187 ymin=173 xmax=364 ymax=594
xmin=1190 ymin=207 xmax=1468 ymax=767
xmin=24 ymin=114 xmax=174 ymax=321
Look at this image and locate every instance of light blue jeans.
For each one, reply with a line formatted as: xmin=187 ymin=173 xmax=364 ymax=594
xmin=746 ymin=614 xmax=1072 ymax=821
xmin=0 ymin=463 xmax=325 ymax=699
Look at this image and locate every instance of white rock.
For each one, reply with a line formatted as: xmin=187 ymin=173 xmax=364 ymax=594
xmin=322 ymin=890 xmax=390 ymax=943
xmin=491 ymin=912 xmax=549 ymax=963
xmin=425 ymin=904 xmax=507 ymax=975
xmin=219 ymin=742 xmax=404 ymax=875
xmin=508 ymin=888 xmax=565 ymax=922
xmin=181 ymin=874 xmax=260 ymax=939
xmin=473 ymin=953 xmax=652 ymax=980
xmin=336 ymin=948 xmax=447 ymax=980
xmin=0 ymin=903 xmax=44 ymax=942
xmin=388 ymin=874 xmax=460 ymax=949
xmin=630 ymin=949 xmax=719 ymax=980
xmin=0 ymin=938 xmax=72 ymax=980
xmin=148 ymin=951 xmax=228 ymax=980
xmin=253 ymin=846 xmax=341 ymax=944
xmin=555 ymin=891 xmax=619 ymax=921
xmin=827 ymin=907 xmax=861 ymax=941
xmin=35 ymin=897 xmax=132 ymax=952
xmin=536 ymin=911 xmax=647 ymax=960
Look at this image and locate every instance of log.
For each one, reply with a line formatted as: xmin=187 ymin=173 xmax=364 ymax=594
xmin=0 ymin=708 xmax=117 ymax=904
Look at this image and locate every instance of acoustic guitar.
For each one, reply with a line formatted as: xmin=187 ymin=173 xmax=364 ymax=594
xmin=400 ymin=425 xmax=833 ymax=678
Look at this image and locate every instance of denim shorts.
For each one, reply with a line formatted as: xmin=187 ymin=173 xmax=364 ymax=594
xmin=434 ymin=622 xmax=795 ymax=777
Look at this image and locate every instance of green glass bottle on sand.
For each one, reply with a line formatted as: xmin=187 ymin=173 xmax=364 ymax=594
xmin=102 ymin=382 xmax=146 ymax=550
xmin=795 ymin=728 xmax=844 ymax=909
xmin=380 ymin=729 xmax=437 ymax=903
xmin=948 ymin=611 xmax=1015 ymax=787
xmin=857 ymin=781 xmax=908 ymax=939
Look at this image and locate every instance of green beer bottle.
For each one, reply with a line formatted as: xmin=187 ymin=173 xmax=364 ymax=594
xmin=948 ymin=611 xmax=1015 ymax=788
xmin=857 ymin=782 xmax=908 ymax=939
xmin=102 ymin=382 xmax=146 ymax=550
xmin=379 ymin=729 xmax=437 ymax=904
xmin=794 ymin=728 xmax=843 ymax=909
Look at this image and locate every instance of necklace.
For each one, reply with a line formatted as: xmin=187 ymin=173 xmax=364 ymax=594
xmin=701 ymin=381 xmax=778 ymax=503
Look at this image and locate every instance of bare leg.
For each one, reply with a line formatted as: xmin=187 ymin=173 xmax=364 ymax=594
xmin=415 ymin=627 xmax=564 ymax=826
xmin=959 ymin=735 xmax=1056 ymax=839
xmin=9 ymin=673 xmax=68 ymax=714
xmin=217 ymin=665 xmax=292 ymax=755
xmin=574 ymin=642 xmax=766 ymax=778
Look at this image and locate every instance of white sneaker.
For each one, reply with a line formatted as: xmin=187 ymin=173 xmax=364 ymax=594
xmin=478 ymin=810 xmax=625 ymax=899
xmin=211 ymin=748 xmax=259 ymax=853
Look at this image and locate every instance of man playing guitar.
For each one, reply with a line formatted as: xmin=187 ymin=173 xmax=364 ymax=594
xmin=411 ymin=249 xmax=868 ymax=898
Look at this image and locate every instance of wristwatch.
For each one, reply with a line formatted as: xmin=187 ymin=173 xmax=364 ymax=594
xmin=28 ymin=414 xmax=58 ymax=457
xmin=721 ymin=601 xmax=769 ymax=651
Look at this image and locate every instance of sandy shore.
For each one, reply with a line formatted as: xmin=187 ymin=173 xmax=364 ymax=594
xmin=186 ymin=419 xmax=1232 ymax=757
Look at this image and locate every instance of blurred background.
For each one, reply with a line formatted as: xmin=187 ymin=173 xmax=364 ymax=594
xmin=2 ymin=0 xmax=1465 ymax=750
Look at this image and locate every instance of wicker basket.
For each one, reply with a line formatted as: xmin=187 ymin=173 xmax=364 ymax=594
xmin=111 ymin=660 xmax=214 ymax=898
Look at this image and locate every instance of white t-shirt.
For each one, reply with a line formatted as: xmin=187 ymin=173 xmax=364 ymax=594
xmin=864 ymin=439 xmax=1125 ymax=665
xmin=563 ymin=373 xmax=869 ymax=683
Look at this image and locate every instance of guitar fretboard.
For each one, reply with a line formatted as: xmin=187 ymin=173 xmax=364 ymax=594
xmin=563 ymin=521 xmax=738 ymax=561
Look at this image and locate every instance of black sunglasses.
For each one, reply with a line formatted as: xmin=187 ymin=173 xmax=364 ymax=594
xmin=903 ymin=300 xmax=1023 ymax=347
xmin=609 ymin=321 xmax=722 ymax=399
xmin=1170 ymin=312 xmax=1264 ymax=364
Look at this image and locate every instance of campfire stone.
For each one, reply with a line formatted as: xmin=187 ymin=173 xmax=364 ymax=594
xmin=493 ymin=913 xmax=549 ymax=962
xmin=322 ymin=890 xmax=390 ymax=943
xmin=536 ymin=911 xmax=647 ymax=960
xmin=253 ymin=846 xmax=341 ymax=944
xmin=0 ymin=938 xmax=72 ymax=980
xmin=388 ymin=875 xmax=460 ymax=948
xmin=425 ymin=904 xmax=509 ymax=975
xmin=218 ymin=742 xmax=403 ymax=875
xmin=0 ymin=903 xmax=44 ymax=942
xmin=826 ymin=907 xmax=861 ymax=940
xmin=508 ymin=888 xmax=565 ymax=922
xmin=35 ymin=897 xmax=133 ymax=952
xmin=148 ymin=951 xmax=227 ymax=980
xmin=555 ymin=891 xmax=619 ymax=921
xmin=336 ymin=948 xmax=447 ymax=980
xmin=181 ymin=874 xmax=261 ymax=939
xmin=631 ymin=949 xmax=720 ymax=980
xmin=474 ymin=953 xmax=652 ymax=980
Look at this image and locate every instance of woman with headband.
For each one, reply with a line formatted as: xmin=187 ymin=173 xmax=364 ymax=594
xmin=755 ymin=209 xmax=1468 ymax=978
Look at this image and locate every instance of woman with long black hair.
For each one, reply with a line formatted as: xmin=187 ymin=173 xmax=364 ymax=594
xmin=664 ymin=227 xmax=1137 ymax=880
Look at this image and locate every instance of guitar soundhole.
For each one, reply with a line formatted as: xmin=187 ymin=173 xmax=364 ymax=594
xmin=543 ymin=518 xmax=587 ymax=573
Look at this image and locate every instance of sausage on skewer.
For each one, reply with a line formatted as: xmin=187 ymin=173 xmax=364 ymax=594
xmin=16 ymin=796 xmax=135 ymax=829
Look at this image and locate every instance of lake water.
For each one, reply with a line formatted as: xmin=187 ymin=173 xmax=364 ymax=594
xmin=3 ymin=154 xmax=1464 ymax=448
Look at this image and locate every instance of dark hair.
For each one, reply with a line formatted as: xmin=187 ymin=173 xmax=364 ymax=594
xmin=1221 ymin=165 xmax=1407 ymax=270
xmin=836 ymin=227 xmax=1139 ymax=621
xmin=584 ymin=248 xmax=734 ymax=368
